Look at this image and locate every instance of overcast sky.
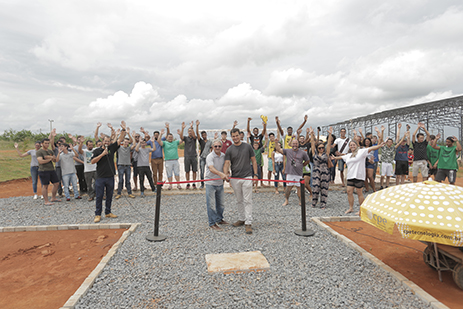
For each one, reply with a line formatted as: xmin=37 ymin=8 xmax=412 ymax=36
xmin=1 ymin=0 xmax=463 ymax=135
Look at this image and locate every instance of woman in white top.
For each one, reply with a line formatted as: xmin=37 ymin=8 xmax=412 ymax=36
xmin=272 ymin=141 xmax=286 ymax=194
xmin=331 ymin=140 xmax=384 ymax=214
xmin=14 ymin=141 xmax=42 ymax=199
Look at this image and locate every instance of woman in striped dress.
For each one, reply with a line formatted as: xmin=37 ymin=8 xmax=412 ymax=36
xmin=310 ymin=127 xmax=333 ymax=209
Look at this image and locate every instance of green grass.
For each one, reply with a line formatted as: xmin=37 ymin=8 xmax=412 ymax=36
xmin=0 ymin=140 xmax=34 ymax=182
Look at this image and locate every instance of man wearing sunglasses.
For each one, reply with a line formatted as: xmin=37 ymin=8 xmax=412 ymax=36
xmin=205 ymin=139 xmax=229 ymax=230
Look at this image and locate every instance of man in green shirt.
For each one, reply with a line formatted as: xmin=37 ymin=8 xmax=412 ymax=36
xmin=431 ymin=134 xmax=461 ymax=184
xmin=36 ymin=137 xmax=60 ymax=205
xmin=426 ymin=134 xmax=440 ymax=179
xmin=157 ymin=126 xmax=184 ymax=190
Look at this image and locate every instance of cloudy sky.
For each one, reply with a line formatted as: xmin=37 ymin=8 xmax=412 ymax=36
xmin=1 ymin=0 xmax=463 ymax=135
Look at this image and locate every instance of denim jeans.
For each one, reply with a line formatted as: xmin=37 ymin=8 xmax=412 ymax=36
xmin=206 ymin=184 xmax=225 ymax=226
xmin=95 ymin=177 xmax=115 ymax=216
xmin=274 ymin=162 xmax=286 ymax=188
xmin=200 ymin=157 xmax=207 ymax=186
xmin=117 ymin=165 xmax=132 ymax=194
xmin=31 ymin=166 xmax=40 ymax=194
xmin=62 ymin=173 xmax=79 ymax=199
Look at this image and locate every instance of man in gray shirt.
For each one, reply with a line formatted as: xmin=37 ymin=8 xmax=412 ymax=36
xmin=56 ymin=143 xmax=82 ymax=201
xmin=205 ymin=139 xmax=229 ymax=230
xmin=116 ymin=136 xmax=135 ymax=199
xmin=223 ymin=128 xmax=258 ymax=234
xmin=196 ymin=120 xmax=213 ymax=189
xmin=135 ymin=136 xmax=156 ymax=197
xmin=181 ymin=121 xmax=198 ymax=189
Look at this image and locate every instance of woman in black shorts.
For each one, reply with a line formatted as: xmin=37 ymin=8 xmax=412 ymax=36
xmin=331 ymin=140 xmax=385 ymax=214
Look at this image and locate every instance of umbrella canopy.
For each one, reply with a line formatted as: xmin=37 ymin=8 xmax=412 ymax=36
xmin=360 ymin=181 xmax=463 ymax=247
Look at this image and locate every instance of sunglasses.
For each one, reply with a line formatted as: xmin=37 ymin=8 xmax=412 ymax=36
xmin=318 ymin=147 xmax=325 ymax=150
xmin=214 ymin=145 xmax=222 ymax=148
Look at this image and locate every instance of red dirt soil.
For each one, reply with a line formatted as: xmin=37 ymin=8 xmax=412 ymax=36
xmin=0 ymin=229 xmax=126 ymax=309
xmin=326 ymin=221 xmax=463 ymax=309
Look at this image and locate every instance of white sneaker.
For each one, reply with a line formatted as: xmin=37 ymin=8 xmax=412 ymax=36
xmin=40 ymin=195 xmax=44 ymax=199
xmin=33 ymin=194 xmax=38 ymax=200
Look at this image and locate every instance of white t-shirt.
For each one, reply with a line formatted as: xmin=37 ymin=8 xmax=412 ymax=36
xmin=342 ymin=148 xmax=369 ymax=181
xmin=334 ymin=137 xmax=350 ymax=154
xmin=83 ymin=149 xmax=97 ymax=173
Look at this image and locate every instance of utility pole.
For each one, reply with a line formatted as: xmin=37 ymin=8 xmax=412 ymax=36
xmin=48 ymin=119 xmax=54 ymax=132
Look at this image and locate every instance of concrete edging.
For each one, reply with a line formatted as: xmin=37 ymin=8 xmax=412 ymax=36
xmin=311 ymin=216 xmax=450 ymax=309
xmin=0 ymin=222 xmax=141 ymax=309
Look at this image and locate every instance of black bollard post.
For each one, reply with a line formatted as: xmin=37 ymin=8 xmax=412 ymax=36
xmin=295 ymin=178 xmax=315 ymax=237
xmin=146 ymin=183 xmax=167 ymax=242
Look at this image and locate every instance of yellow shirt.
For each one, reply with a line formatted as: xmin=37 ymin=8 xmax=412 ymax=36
xmin=283 ymin=135 xmax=292 ymax=149
xmin=268 ymin=140 xmax=276 ymax=158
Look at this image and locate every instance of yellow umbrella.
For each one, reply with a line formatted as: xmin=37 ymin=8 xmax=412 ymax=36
xmin=360 ymin=180 xmax=463 ymax=284
xmin=361 ymin=181 xmax=463 ymax=246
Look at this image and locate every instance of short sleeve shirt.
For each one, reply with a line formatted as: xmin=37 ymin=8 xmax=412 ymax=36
xmin=381 ymin=145 xmax=395 ymax=164
xmin=427 ymin=144 xmax=439 ymax=166
xmin=249 ymin=134 xmax=264 ymax=149
xmin=221 ymin=139 xmax=232 ymax=154
xmin=183 ymin=136 xmax=197 ymax=157
xmin=36 ymin=148 xmax=55 ymax=172
xmin=27 ymin=149 xmax=39 ymax=167
xmin=342 ymin=148 xmax=369 ymax=181
xmin=92 ymin=142 xmax=119 ymax=179
xmin=224 ymin=142 xmax=255 ymax=178
xmin=163 ymin=140 xmax=180 ymax=160
xmin=83 ymin=149 xmax=97 ymax=173
xmin=413 ymin=141 xmax=428 ymax=161
xmin=283 ymin=149 xmax=309 ymax=176
xmin=60 ymin=152 xmax=76 ymax=175
xmin=437 ymin=145 xmax=458 ymax=170
xmin=334 ymin=137 xmax=350 ymax=154
xmin=137 ymin=148 xmax=151 ymax=167
xmin=117 ymin=146 xmax=132 ymax=165
xmin=205 ymin=151 xmax=225 ymax=186
xmin=395 ymin=144 xmax=409 ymax=161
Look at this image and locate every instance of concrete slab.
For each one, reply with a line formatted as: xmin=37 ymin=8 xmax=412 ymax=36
xmin=205 ymin=251 xmax=270 ymax=274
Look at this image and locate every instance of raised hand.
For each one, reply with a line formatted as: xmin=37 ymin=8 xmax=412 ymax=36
xmin=196 ymin=120 xmax=200 ymax=126
xmin=96 ymin=122 xmax=102 ymax=128
xmin=358 ymin=128 xmax=363 ymax=134
xmin=107 ymin=123 xmax=113 ymax=129
xmin=127 ymin=127 xmax=131 ymax=133
xmin=353 ymin=129 xmax=357 ymax=136
xmin=374 ymin=127 xmax=379 ymax=133
xmin=275 ymin=116 xmax=280 ymax=124
xmin=214 ymin=132 xmax=219 ymax=139
xmin=160 ymin=129 xmax=165 ymax=135
xmin=304 ymin=115 xmax=308 ymax=121
xmin=51 ymin=128 xmax=57 ymax=137
xmin=406 ymin=124 xmax=411 ymax=131
xmin=436 ymin=133 xmax=441 ymax=140
xmin=116 ymin=128 xmax=121 ymax=135
xmin=398 ymin=123 xmax=402 ymax=129
xmin=165 ymin=122 xmax=169 ymax=128
xmin=381 ymin=125 xmax=385 ymax=131
xmin=177 ymin=129 xmax=181 ymax=135
xmin=405 ymin=131 xmax=410 ymax=137
xmin=190 ymin=121 xmax=194 ymax=128
xmin=328 ymin=126 xmax=333 ymax=135
xmin=67 ymin=133 xmax=73 ymax=139
xmin=452 ymin=136 xmax=458 ymax=142
xmin=120 ymin=120 xmax=126 ymax=130
xmin=296 ymin=128 xmax=302 ymax=136
xmin=181 ymin=122 xmax=186 ymax=129
xmin=140 ymin=127 xmax=145 ymax=133
xmin=14 ymin=142 xmax=18 ymax=148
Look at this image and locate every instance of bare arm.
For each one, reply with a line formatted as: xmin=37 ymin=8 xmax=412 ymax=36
xmin=157 ymin=129 xmax=165 ymax=147
xmin=251 ymin=156 xmax=258 ymax=177
xmin=368 ymin=142 xmax=385 ymax=153
xmin=94 ymin=122 xmax=101 ymax=141
xmin=297 ymin=115 xmax=308 ymax=132
xmin=127 ymin=127 xmax=133 ymax=144
xmin=326 ymin=127 xmax=333 ymax=155
xmin=165 ymin=122 xmax=171 ymax=136
xmin=247 ymin=117 xmax=252 ymax=135
xmin=117 ymin=121 xmax=127 ymax=145
xmin=179 ymin=122 xmax=186 ymax=142
xmin=310 ymin=128 xmax=316 ymax=156
xmin=49 ymin=129 xmax=56 ymax=151
xmin=223 ymin=160 xmax=231 ymax=180
xmin=396 ymin=123 xmax=402 ymax=144
xmin=195 ymin=120 xmax=200 ymax=140
xmin=14 ymin=143 xmax=30 ymax=157
xmin=275 ymin=116 xmax=284 ymax=136
xmin=91 ymin=146 xmax=108 ymax=164
xmin=430 ymin=134 xmax=441 ymax=150
xmin=208 ymin=164 xmax=228 ymax=181
xmin=395 ymin=131 xmax=409 ymax=149
xmin=261 ymin=120 xmax=267 ymax=137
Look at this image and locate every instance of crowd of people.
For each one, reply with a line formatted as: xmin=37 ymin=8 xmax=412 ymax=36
xmin=14 ymin=117 xmax=461 ymax=232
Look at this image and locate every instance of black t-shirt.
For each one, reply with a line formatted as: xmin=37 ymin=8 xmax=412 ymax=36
xmin=249 ymin=134 xmax=264 ymax=148
xmin=412 ymin=141 xmax=428 ymax=161
xmin=224 ymin=143 xmax=255 ymax=178
xmin=92 ymin=142 xmax=120 ymax=179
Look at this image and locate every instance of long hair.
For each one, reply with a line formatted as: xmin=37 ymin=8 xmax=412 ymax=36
xmin=348 ymin=140 xmax=360 ymax=158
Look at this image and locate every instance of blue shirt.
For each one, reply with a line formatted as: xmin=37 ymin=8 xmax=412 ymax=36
xmin=146 ymin=138 xmax=165 ymax=159
xmin=395 ymin=144 xmax=409 ymax=161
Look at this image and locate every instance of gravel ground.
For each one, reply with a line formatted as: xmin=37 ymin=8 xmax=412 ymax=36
xmin=0 ymin=188 xmax=430 ymax=309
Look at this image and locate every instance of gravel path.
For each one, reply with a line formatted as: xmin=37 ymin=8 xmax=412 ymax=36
xmin=0 ymin=189 xmax=430 ymax=309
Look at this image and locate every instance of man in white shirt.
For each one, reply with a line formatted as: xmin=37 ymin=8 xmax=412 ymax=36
xmin=334 ymin=128 xmax=350 ymax=187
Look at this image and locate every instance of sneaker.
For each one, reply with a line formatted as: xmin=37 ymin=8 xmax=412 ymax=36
xmin=192 ymin=184 xmax=197 ymax=189
xmin=200 ymin=184 xmax=204 ymax=189
xmin=40 ymin=195 xmax=44 ymax=199
xmin=140 ymin=192 xmax=145 ymax=198
xmin=210 ymin=224 xmax=222 ymax=231
xmin=245 ymin=224 xmax=252 ymax=234
xmin=66 ymin=198 xmax=71 ymax=201
xmin=177 ymin=185 xmax=182 ymax=190
xmin=94 ymin=215 xmax=101 ymax=223
xmin=218 ymin=220 xmax=229 ymax=225
xmin=186 ymin=184 xmax=190 ymax=189
xmin=379 ymin=186 xmax=383 ymax=190
xmin=75 ymin=196 xmax=82 ymax=200
xmin=115 ymin=194 xmax=121 ymax=199
xmin=232 ymin=220 xmax=245 ymax=227
xmin=105 ymin=213 xmax=118 ymax=218
xmin=33 ymin=194 xmax=38 ymax=200
xmin=128 ymin=194 xmax=135 ymax=198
